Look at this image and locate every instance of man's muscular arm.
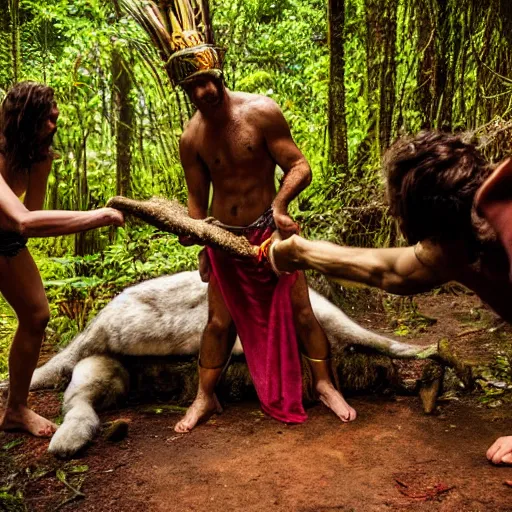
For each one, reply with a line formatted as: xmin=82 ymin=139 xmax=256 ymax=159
xmin=180 ymin=127 xmax=211 ymax=221
xmin=257 ymin=97 xmax=311 ymax=236
xmin=273 ymin=235 xmax=451 ymax=294
xmin=179 ymin=126 xmax=212 ymax=281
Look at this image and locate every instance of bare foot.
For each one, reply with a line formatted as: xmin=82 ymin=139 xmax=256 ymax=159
xmin=316 ymin=381 xmax=357 ymax=422
xmin=0 ymin=405 xmax=57 ymax=437
xmin=174 ymin=393 xmax=222 ymax=433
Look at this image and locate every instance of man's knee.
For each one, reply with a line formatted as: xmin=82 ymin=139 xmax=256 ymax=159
xmin=204 ymin=314 xmax=231 ymax=339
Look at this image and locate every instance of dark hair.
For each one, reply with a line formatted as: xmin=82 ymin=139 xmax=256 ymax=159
xmin=0 ymin=81 xmax=55 ymax=173
xmin=383 ymin=131 xmax=493 ymax=248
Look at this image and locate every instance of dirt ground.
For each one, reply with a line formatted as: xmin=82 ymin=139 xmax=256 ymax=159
xmin=1 ymin=291 xmax=512 ymax=512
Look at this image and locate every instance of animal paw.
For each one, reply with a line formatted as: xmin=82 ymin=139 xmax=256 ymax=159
xmin=48 ymin=420 xmax=97 ymax=458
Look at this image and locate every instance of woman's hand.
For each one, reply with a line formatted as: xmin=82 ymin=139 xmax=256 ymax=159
xmin=100 ymin=207 xmax=125 ymax=227
xmin=270 ymin=233 xmax=306 ymax=272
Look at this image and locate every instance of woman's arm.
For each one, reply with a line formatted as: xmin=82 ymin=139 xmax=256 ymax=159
xmin=0 ymin=162 xmax=123 ymax=237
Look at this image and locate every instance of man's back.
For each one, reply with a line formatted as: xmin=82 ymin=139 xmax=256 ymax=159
xmin=417 ymin=239 xmax=512 ymax=322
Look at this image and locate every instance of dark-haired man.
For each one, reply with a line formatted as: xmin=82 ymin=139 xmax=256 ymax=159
xmin=0 ymin=81 xmax=124 ymax=437
xmin=123 ymin=0 xmax=356 ymax=433
xmin=269 ymin=131 xmax=512 ymax=464
xmin=174 ymin=70 xmax=357 ymax=432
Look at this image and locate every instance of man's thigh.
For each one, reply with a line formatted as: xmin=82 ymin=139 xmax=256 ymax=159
xmin=201 ymin=272 xmax=237 ymax=365
xmin=206 ymin=272 xmax=233 ymax=328
xmin=291 ymin=272 xmax=330 ymax=359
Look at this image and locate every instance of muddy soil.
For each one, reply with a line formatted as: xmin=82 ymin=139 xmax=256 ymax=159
xmin=1 ymin=292 xmax=512 ymax=512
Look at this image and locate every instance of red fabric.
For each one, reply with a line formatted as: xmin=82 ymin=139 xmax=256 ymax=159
xmin=206 ymin=226 xmax=307 ymax=424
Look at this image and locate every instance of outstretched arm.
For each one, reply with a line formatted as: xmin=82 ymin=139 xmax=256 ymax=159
xmin=0 ymin=162 xmax=122 ymax=237
xmin=257 ymin=98 xmax=311 ymax=236
xmin=272 ymin=235 xmax=450 ymax=295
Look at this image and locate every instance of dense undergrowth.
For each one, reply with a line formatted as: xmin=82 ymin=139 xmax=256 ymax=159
xmin=1 ymin=0 xmax=511 ymax=375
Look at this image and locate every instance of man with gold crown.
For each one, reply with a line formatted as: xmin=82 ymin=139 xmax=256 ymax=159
xmin=122 ymin=0 xmax=356 ymax=431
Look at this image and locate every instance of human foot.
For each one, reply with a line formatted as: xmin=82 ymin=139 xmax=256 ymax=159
xmin=174 ymin=393 xmax=222 ymax=433
xmin=316 ymin=381 xmax=357 ymax=422
xmin=0 ymin=405 xmax=57 ymax=437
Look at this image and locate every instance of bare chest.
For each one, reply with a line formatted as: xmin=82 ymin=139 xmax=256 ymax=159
xmin=464 ymin=254 xmax=512 ymax=322
xmin=198 ymin=121 xmax=271 ymax=177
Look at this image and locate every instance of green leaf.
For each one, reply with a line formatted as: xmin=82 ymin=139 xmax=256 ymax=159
xmin=68 ymin=465 xmax=89 ymax=474
xmin=2 ymin=438 xmax=24 ymax=451
xmin=56 ymin=469 xmax=67 ymax=483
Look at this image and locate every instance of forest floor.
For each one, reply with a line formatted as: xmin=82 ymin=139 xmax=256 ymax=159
xmin=1 ymin=291 xmax=512 ymax=511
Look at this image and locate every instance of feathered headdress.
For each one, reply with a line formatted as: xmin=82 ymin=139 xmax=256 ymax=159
xmin=120 ymin=0 xmax=225 ymax=86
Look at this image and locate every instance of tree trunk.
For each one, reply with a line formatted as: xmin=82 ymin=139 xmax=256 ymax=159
xmin=431 ymin=0 xmax=449 ymax=129
xmin=112 ymin=0 xmax=133 ymax=198
xmin=112 ymin=48 xmax=133 ymax=198
xmin=0 ymin=2 xmax=11 ymax=90
xmin=415 ymin=0 xmax=435 ymax=128
xmin=328 ymin=0 xmax=349 ymax=174
xmin=9 ymin=0 xmax=19 ymax=83
xmin=378 ymin=0 xmax=398 ymax=151
xmin=360 ymin=0 xmax=381 ymax=165
xmin=74 ymin=137 xmax=91 ymax=257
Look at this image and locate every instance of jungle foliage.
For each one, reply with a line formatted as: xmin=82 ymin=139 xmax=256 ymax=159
xmin=0 ymin=0 xmax=511 ymax=375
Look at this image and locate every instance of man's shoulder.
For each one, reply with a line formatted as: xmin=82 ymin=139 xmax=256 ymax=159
xmin=233 ymin=92 xmax=280 ymax=112
xmin=183 ymin=110 xmax=202 ymax=130
xmin=233 ymin=92 xmax=283 ymax=126
xmin=415 ymin=238 xmax=469 ymax=270
xmin=180 ymin=113 xmax=202 ymax=145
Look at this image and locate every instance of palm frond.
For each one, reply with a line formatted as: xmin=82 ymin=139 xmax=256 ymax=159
xmin=117 ymin=0 xmax=222 ymax=85
xmin=119 ymin=0 xmax=173 ymax=58
xmin=198 ymin=0 xmax=214 ymax=45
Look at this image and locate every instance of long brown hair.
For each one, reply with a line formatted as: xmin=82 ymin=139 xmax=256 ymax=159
xmin=0 ymin=81 xmax=55 ymax=173
xmin=383 ymin=131 xmax=494 ymax=250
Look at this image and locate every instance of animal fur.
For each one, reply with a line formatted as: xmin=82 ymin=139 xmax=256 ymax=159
xmin=15 ymin=271 xmax=428 ymax=457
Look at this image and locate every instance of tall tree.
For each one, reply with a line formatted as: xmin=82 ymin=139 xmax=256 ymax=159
xmin=8 ymin=0 xmax=19 ymax=84
xmin=328 ymin=0 xmax=349 ymax=176
xmin=112 ymin=0 xmax=134 ymax=198
xmin=377 ymin=0 xmax=398 ymax=151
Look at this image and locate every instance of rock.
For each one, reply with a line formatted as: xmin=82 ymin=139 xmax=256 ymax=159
xmin=103 ymin=419 xmax=131 ymax=442
xmin=419 ymin=361 xmax=445 ymax=414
